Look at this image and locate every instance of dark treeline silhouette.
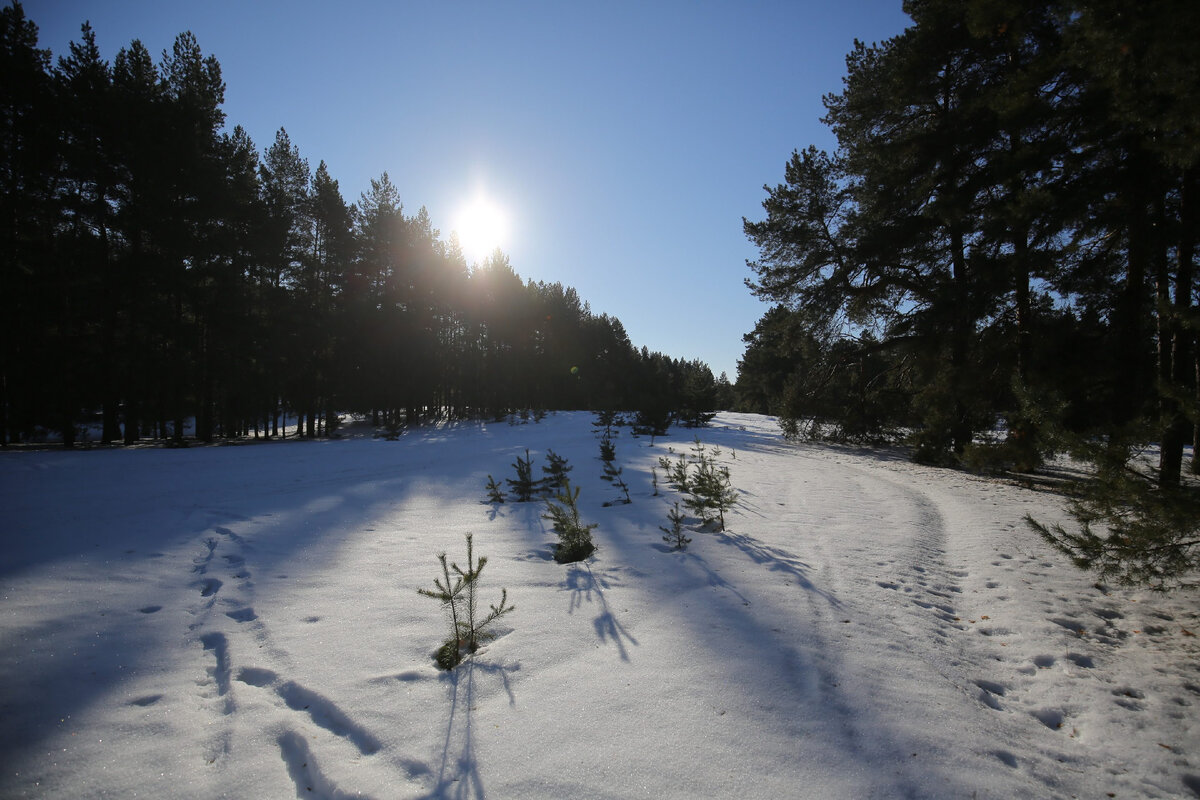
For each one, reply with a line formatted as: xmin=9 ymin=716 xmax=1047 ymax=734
xmin=736 ymin=0 xmax=1199 ymax=586
xmin=737 ymin=0 xmax=1196 ymax=480
xmin=1 ymin=3 xmax=724 ymax=446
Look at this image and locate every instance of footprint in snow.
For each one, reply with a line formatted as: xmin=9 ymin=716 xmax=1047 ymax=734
xmin=225 ymin=607 xmax=257 ymax=623
xmin=975 ymin=679 xmax=1007 ymax=710
xmin=235 ymin=666 xmax=278 ymax=688
xmin=1032 ymin=708 xmax=1066 ymax=730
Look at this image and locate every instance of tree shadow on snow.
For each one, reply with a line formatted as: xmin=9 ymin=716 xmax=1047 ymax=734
xmin=562 ymin=562 xmax=638 ymax=661
xmin=417 ymin=658 xmax=517 ymax=800
xmin=714 ymin=531 xmax=841 ymax=609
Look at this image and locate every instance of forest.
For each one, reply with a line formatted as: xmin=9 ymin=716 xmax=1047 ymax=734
xmin=735 ymin=0 xmax=1197 ymax=585
xmin=0 ymin=2 xmax=726 ymax=448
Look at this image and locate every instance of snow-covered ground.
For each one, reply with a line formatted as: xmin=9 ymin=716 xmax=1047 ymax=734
xmin=1 ymin=412 xmax=1197 ymax=799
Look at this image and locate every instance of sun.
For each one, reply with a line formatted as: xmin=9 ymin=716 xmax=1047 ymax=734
xmin=453 ymin=194 xmax=509 ymax=265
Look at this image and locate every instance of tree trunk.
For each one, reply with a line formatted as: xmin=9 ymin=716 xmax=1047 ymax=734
xmin=1157 ymin=170 xmax=1195 ymax=486
xmin=949 ymin=224 xmax=972 ymax=454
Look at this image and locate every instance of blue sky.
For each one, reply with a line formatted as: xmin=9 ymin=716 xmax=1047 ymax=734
xmin=25 ymin=0 xmax=912 ymax=381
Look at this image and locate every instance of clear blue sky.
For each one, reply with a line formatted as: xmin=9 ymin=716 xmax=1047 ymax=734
xmin=25 ymin=0 xmax=912 ymax=381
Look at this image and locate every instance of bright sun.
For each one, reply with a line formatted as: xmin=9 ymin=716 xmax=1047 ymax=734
xmin=453 ymin=194 xmax=508 ymax=265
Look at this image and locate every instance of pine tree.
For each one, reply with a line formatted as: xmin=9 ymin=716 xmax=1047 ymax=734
xmin=417 ymin=533 xmax=514 ymax=669
xmin=599 ymin=432 xmax=616 ymax=463
xmin=538 ymin=448 xmax=572 ymax=495
xmin=543 ymin=478 xmax=597 ymax=563
xmin=506 ymin=449 xmax=536 ymax=501
xmin=660 ymin=501 xmax=690 ymax=550
xmin=485 ymin=474 xmax=505 ymax=504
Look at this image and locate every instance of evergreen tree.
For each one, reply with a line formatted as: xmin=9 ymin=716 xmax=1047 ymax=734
xmin=485 ymin=474 xmax=505 ymax=504
xmin=417 ymin=533 xmax=514 ymax=669
xmin=660 ymin=501 xmax=690 ymax=550
xmin=543 ymin=478 xmax=597 ymax=563
xmin=506 ymin=449 xmax=536 ymax=502
xmin=538 ymin=448 xmax=572 ymax=495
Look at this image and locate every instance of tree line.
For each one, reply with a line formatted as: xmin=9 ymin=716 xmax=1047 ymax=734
xmin=0 ymin=3 xmax=723 ymax=447
xmin=737 ymin=0 xmax=1198 ymax=585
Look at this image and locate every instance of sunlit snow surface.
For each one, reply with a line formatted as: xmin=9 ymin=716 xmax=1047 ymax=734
xmin=2 ymin=413 xmax=1197 ymax=799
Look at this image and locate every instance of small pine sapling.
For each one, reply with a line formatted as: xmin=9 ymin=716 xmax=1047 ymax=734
xmin=543 ymin=478 xmax=597 ymax=563
xmin=601 ymin=459 xmax=632 ymax=506
xmin=506 ymin=449 xmax=536 ymax=501
xmin=417 ymin=533 xmax=515 ymax=669
xmin=657 ymin=454 xmax=691 ymax=493
xmin=599 ymin=432 xmax=616 ymax=463
xmin=417 ymin=551 xmax=465 ymax=669
xmin=539 ymin=449 xmax=573 ymax=495
xmin=711 ymin=465 xmax=738 ymax=531
xmin=686 ymin=458 xmax=738 ymax=531
xmin=660 ymin=501 xmax=690 ymax=550
xmin=593 ymin=409 xmax=618 ymax=437
xmin=485 ymin=474 xmax=505 ymax=503
xmin=651 ymin=466 xmax=659 ymax=497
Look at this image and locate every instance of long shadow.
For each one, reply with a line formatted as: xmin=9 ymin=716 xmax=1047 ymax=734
xmin=419 ymin=658 xmax=517 ymax=800
xmin=579 ymin=432 xmax=974 ymax=797
xmin=0 ymin=424 xmax=531 ymax=791
xmin=562 ymin=562 xmax=638 ymax=661
xmin=714 ymin=531 xmax=841 ymax=608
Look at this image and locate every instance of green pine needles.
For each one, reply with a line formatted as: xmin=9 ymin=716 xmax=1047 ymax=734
xmin=417 ymin=533 xmax=515 ymax=670
xmin=539 ymin=448 xmax=573 ymax=495
xmin=485 ymin=474 xmax=505 ymax=503
xmin=658 ymin=437 xmax=738 ymax=532
xmin=543 ymin=478 xmax=597 ymax=563
xmin=599 ymin=433 xmax=631 ymax=506
xmin=660 ymin=501 xmax=690 ymax=550
xmin=506 ymin=449 xmax=536 ymax=501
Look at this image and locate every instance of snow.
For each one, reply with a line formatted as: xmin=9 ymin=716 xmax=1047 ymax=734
xmin=1 ymin=412 xmax=1197 ymax=799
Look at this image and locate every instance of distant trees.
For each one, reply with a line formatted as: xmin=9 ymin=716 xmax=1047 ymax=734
xmin=1 ymin=3 xmax=724 ymax=446
xmin=738 ymin=0 xmax=1199 ymax=585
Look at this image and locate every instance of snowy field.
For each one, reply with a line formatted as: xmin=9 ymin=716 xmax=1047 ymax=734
xmin=1 ymin=412 xmax=1197 ymax=799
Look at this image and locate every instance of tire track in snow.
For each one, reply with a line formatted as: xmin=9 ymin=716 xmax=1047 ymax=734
xmin=725 ymin=444 xmax=993 ymax=793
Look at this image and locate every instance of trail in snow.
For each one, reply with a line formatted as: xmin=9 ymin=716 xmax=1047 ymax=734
xmin=1 ymin=412 xmax=1197 ymax=799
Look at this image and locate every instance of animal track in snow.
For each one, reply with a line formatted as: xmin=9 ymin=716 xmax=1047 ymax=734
xmin=975 ymin=679 xmax=1007 ymax=710
xmin=198 ymin=578 xmax=222 ymax=598
xmin=139 ymin=605 xmax=162 ymax=614
xmin=1032 ymin=707 xmax=1066 ymax=730
xmin=235 ymin=666 xmax=277 ymax=687
xmin=225 ymin=607 xmax=257 ymax=623
xmin=277 ymin=729 xmax=359 ymax=800
xmin=199 ymin=632 xmax=233 ymax=713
